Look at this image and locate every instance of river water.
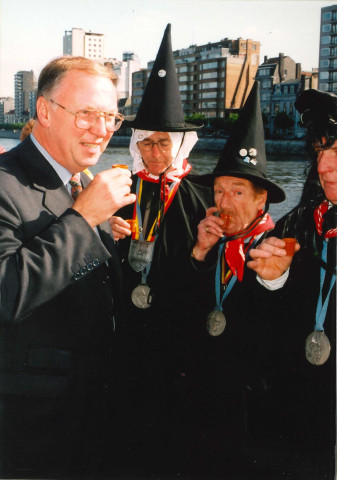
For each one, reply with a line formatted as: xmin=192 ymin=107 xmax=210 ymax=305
xmin=0 ymin=138 xmax=309 ymax=221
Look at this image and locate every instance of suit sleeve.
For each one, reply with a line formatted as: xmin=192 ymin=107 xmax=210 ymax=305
xmin=0 ymin=189 xmax=112 ymax=324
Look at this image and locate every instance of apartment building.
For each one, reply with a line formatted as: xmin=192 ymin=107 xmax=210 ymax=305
xmin=14 ymin=70 xmax=34 ymax=123
xmin=318 ymin=4 xmax=337 ymax=92
xmin=63 ymin=28 xmax=105 ymax=62
xmin=0 ymin=97 xmax=14 ymax=123
xmin=132 ymin=37 xmax=260 ymax=119
xmin=257 ymin=54 xmax=317 ymax=137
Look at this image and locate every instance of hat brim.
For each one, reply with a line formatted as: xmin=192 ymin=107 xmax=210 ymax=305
xmin=213 ymin=170 xmax=285 ymax=204
xmin=123 ymin=117 xmax=203 ymax=132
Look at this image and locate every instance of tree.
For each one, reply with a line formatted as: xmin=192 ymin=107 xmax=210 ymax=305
xmin=274 ymin=112 xmax=294 ymax=131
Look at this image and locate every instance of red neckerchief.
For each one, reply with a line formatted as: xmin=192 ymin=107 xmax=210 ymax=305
xmin=314 ymin=200 xmax=337 ymax=238
xmin=131 ymin=159 xmax=192 ymax=237
xmin=224 ymin=213 xmax=275 ymax=282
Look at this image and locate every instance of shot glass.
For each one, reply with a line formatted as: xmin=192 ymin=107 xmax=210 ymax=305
xmin=283 ymin=237 xmax=296 ymax=256
xmin=111 ymin=164 xmax=129 ymax=169
xmin=126 ymin=219 xmax=136 ymax=234
xmin=220 ymin=213 xmax=232 ymax=230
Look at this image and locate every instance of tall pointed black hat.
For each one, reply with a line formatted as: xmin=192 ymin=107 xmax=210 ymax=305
xmin=125 ymin=24 xmax=201 ymax=132
xmin=213 ymin=81 xmax=285 ymax=203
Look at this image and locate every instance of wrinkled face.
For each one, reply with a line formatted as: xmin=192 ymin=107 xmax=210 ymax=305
xmin=137 ymin=131 xmax=173 ymax=176
xmin=314 ymin=139 xmax=337 ymax=204
xmin=214 ymin=176 xmax=267 ymax=235
xmin=38 ymin=70 xmax=117 ymax=173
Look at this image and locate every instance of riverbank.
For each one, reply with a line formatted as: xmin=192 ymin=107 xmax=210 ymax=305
xmin=109 ymin=135 xmax=306 ymax=155
xmin=0 ymin=130 xmax=306 ymax=155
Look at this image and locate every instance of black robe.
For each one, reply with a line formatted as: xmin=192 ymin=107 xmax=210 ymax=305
xmin=111 ymin=173 xmax=213 ymax=474
xmin=185 ymin=233 xmax=277 ymax=478
xmin=257 ymin=203 xmax=336 ymax=479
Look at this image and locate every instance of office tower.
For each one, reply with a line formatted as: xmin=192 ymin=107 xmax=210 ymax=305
xmin=63 ymin=28 xmax=105 ymax=62
xmin=319 ymin=4 xmax=337 ymax=92
xmin=14 ymin=70 xmax=34 ymax=122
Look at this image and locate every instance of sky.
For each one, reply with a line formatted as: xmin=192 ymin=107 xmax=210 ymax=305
xmin=0 ymin=0 xmax=334 ymax=97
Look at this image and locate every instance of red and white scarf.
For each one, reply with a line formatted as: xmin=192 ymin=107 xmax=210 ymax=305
xmin=224 ymin=213 xmax=275 ymax=282
xmin=314 ymin=200 xmax=337 ymax=238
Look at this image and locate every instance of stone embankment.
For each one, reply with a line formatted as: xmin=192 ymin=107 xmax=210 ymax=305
xmin=0 ymin=130 xmax=21 ymax=139
xmin=0 ymin=130 xmax=306 ymax=155
xmin=109 ymin=135 xmax=306 ymax=155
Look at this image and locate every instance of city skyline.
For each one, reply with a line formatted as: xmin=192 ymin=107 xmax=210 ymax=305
xmin=0 ymin=0 xmax=334 ymax=98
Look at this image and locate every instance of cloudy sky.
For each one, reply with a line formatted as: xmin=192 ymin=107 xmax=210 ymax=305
xmin=0 ymin=0 xmax=333 ymax=97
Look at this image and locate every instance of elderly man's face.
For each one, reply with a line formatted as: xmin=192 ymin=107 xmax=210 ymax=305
xmin=41 ymin=70 xmax=117 ymax=173
xmin=315 ymin=139 xmax=337 ymax=205
xmin=214 ymin=176 xmax=267 ymax=235
xmin=137 ymin=131 xmax=173 ymax=176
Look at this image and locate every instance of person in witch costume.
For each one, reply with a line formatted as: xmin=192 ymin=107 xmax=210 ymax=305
xmin=247 ymin=89 xmax=337 ymax=479
xmin=187 ymin=81 xmax=287 ymax=477
xmin=109 ymin=24 xmax=213 ymax=475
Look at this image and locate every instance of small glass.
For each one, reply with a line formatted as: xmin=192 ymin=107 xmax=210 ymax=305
xmin=283 ymin=237 xmax=296 ymax=256
xmin=220 ymin=213 xmax=232 ymax=230
xmin=126 ymin=219 xmax=136 ymax=234
xmin=112 ymin=164 xmax=129 ymax=169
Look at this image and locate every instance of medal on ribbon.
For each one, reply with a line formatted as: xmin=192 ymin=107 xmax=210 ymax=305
xmin=305 ymin=331 xmax=331 ymax=366
xmin=131 ymin=283 xmax=153 ymax=309
xmin=129 ymin=176 xmax=180 ymax=308
xmin=206 ymin=309 xmax=226 ymax=336
xmin=305 ymin=241 xmax=335 ymax=366
xmin=128 ymin=240 xmax=155 ymax=272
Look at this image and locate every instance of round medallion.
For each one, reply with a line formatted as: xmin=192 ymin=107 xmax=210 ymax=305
xmin=158 ymin=69 xmax=166 ymax=78
xmin=239 ymin=148 xmax=247 ymax=157
xmin=206 ymin=310 xmax=226 ymax=336
xmin=131 ymin=284 xmax=152 ymax=309
xmin=305 ymin=330 xmax=331 ymax=366
xmin=249 ymin=148 xmax=257 ymax=157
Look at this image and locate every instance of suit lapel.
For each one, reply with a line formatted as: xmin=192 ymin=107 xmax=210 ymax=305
xmin=19 ymin=138 xmax=73 ymax=217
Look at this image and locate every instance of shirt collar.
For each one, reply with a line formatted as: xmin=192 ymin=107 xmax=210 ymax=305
xmin=30 ymin=133 xmax=72 ymax=186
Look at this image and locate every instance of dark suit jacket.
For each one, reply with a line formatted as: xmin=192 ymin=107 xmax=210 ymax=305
xmin=0 ymin=137 xmax=123 ymax=477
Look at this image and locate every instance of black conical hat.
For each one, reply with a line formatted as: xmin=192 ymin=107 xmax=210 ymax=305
xmin=125 ymin=24 xmax=201 ymax=132
xmin=213 ymin=81 xmax=285 ymax=203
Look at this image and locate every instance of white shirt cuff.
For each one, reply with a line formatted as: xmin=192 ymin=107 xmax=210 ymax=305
xmin=256 ymin=268 xmax=289 ymax=290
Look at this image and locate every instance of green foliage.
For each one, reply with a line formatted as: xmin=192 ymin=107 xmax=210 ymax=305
xmin=0 ymin=123 xmax=24 ymax=130
xmin=184 ymin=113 xmax=206 ymax=125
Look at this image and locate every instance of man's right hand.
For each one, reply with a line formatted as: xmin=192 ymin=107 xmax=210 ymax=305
xmin=109 ymin=216 xmax=132 ymax=241
xmin=247 ymin=236 xmax=300 ymax=280
xmin=72 ymin=167 xmax=136 ymax=227
xmin=192 ymin=206 xmax=224 ymax=262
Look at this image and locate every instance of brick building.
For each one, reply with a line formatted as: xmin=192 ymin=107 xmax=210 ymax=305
xmin=132 ymin=37 xmax=260 ymax=119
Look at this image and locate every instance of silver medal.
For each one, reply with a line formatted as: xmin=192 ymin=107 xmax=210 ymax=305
xmin=131 ymin=284 xmax=152 ymax=309
xmin=128 ymin=240 xmax=155 ymax=272
xmin=206 ymin=310 xmax=226 ymax=336
xmin=305 ymin=331 xmax=331 ymax=366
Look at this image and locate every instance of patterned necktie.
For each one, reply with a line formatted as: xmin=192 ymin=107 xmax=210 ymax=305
xmin=69 ymin=173 xmax=82 ymax=200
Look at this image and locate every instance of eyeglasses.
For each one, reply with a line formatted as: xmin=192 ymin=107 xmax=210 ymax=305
xmin=138 ymin=139 xmax=172 ymax=152
xmin=49 ymin=99 xmax=124 ymax=132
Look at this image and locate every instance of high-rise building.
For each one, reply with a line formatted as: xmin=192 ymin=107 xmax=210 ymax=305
xmin=14 ymin=70 xmax=34 ymax=122
xmin=63 ymin=28 xmax=105 ymax=62
xmin=318 ymin=4 xmax=337 ymax=92
xmin=132 ymin=37 xmax=260 ymax=119
xmin=111 ymin=52 xmax=140 ymax=106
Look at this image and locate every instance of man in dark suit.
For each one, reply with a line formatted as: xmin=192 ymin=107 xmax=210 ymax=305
xmin=0 ymin=56 xmax=136 ymax=478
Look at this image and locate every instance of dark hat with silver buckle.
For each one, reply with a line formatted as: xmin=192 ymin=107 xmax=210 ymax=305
xmin=124 ymin=24 xmax=201 ymax=132
xmin=295 ymin=88 xmax=337 ymax=127
xmin=213 ymin=81 xmax=285 ymax=204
